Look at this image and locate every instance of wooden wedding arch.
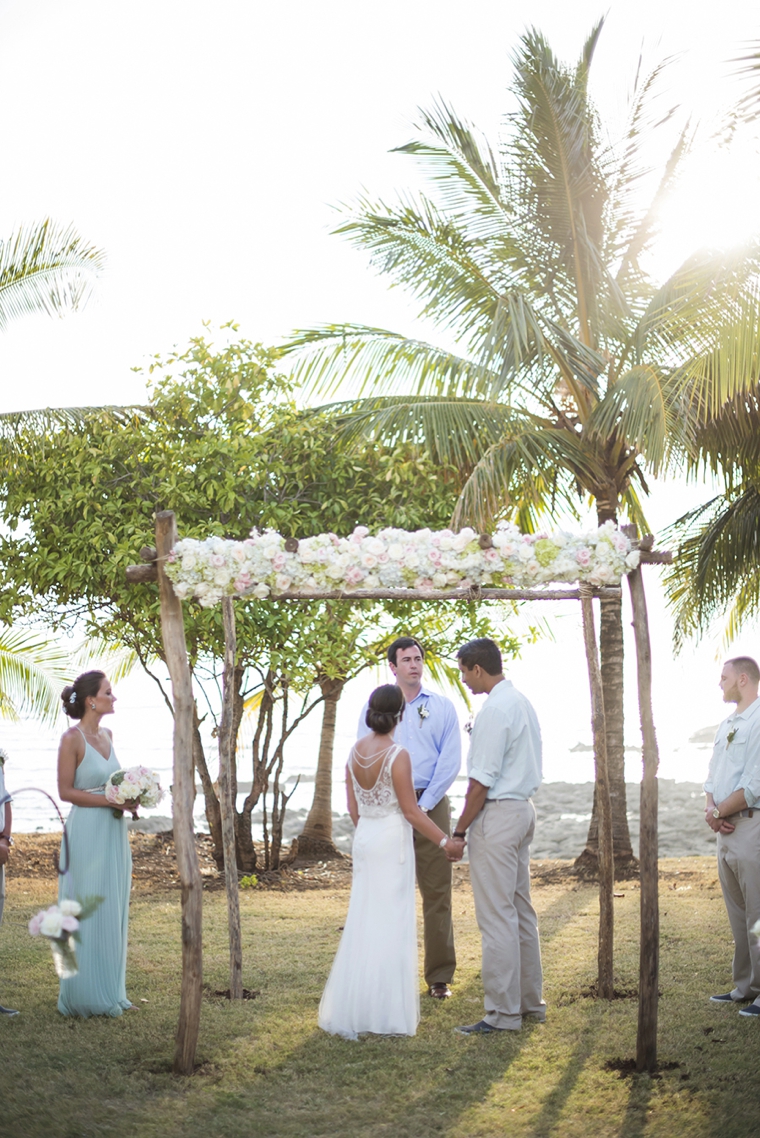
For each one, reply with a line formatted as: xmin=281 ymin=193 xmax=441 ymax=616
xmin=126 ymin=511 xmax=670 ymax=1075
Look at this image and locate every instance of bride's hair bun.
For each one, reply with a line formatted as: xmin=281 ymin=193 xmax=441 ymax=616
xmin=366 ymin=684 xmax=405 ymax=735
xmin=61 ymin=671 xmax=106 ymax=720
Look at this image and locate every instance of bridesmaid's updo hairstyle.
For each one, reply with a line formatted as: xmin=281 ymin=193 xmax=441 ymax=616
xmin=365 ymin=684 xmax=405 ymax=735
xmin=61 ymin=671 xmax=106 ymax=720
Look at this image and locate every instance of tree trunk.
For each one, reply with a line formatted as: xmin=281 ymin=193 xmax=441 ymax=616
xmin=575 ymin=503 xmax=637 ymax=877
xmin=155 ymin=510 xmax=203 ymax=1076
xmin=219 ymin=597 xmax=243 ymax=1000
xmin=298 ymin=676 xmax=345 ymax=860
xmin=627 ymin=559 xmax=660 ymax=1072
xmin=579 ymin=586 xmax=614 ymax=998
xmin=192 ymin=706 xmax=223 ymax=868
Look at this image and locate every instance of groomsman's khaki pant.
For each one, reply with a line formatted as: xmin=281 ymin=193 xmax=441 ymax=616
xmin=717 ymin=813 xmax=760 ymax=999
xmin=468 ymin=797 xmax=544 ymax=1029
xmin=413 ymin=795 xmax=456 ymax=987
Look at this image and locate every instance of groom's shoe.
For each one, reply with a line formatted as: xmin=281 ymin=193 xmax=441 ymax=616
xmin=710 ymin=992 xmax=750 ymax=1004
xmin=455 ymin=1019 xmax=502 ymax=1035
xmin=0 ymin=1004 xmax=19 ymax=1017
xmin=429 ymin=983 xmax=452 ymax=999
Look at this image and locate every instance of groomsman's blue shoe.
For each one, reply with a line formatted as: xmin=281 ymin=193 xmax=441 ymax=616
xmin=0 ymin=1004 xmax=19 ymax=1016
xmin=710 ymin=992 xmax=749 ymax=1004
xmin=738 ymin=1003 xmax=760 ymax=1017
xmin=454 ymin=1019 xmax=500 ymax=1034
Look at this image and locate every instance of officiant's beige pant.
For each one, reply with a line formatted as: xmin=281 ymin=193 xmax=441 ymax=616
xmin=717 ymin=813 xmax=760 ymax=999
xmin=469 ymin=798 xmax=544 ymax=1030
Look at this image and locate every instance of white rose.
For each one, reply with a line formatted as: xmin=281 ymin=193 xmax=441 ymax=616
xmin=432 ymin=573 xmax=448 ymax=588
xmin=387 ymin=543 xmax=404 ymax=561
xmin=40 ymin=907 xmax=65 ymax=938
xmin=274 ymin=574 xmax=293 ymax=592
xmin=625 ymin=551 xmax=640 ymax=570
xmin=253 ymin=583 xmax=270 ymax=599
xmin=59 ymin=899 xmax=82 ymax=917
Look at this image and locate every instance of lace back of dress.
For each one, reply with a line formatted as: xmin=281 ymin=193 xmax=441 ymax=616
xmin=349 ymin=744 xmax=402 ymax=817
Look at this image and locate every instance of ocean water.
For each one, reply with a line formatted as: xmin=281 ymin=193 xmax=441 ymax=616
xmin=2 ymin=637 xmax=720 ymax=835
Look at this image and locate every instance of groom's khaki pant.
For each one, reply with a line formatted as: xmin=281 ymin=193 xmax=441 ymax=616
xmin=413 ymin=795 xmax=456 ymax=987
xmin=469 ymin=797 xmax=544 ymax=1029
xmin=717 ymin=813 xmax=760 ymax=999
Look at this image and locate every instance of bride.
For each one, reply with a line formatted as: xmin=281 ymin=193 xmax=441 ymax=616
xmin=319 ymin=684 xmax=462 ymax=1039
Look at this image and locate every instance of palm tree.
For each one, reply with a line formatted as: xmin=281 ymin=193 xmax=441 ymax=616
xmin=284 ymin=22 xmax=760 ymax=873
xmin=0 ymin=217 xmax=106 ymax=722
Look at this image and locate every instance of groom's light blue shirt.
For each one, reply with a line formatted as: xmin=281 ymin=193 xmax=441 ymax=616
xmin=357 ymin=683 xmax=461 ymax=811
xmin=467 ymin=679 xmax=542 ymax=800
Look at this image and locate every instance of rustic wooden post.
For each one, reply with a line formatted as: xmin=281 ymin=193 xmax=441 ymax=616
xmin=627 ymin=557 xmax=660 ymax=1072
xmin=219 ymin=597 xmax=244 ymax=999
xmin=155 ymin=511 xmax=203 ymax=1075
xmin=579 ymin=583 xmax=615 ymax=998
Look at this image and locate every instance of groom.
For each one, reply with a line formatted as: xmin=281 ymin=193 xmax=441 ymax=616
xmin=450 ymin=637 xmax=545 ymax=1033
xmin=358 ymin=636 xmax=461 ymax=997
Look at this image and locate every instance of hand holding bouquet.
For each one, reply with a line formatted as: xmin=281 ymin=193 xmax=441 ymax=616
xmin=105 ymin=766 xmax=164 ymax=820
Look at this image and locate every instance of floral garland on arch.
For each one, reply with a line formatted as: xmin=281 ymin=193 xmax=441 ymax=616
xmin=164 ymin=520 xmax=640 ymax=609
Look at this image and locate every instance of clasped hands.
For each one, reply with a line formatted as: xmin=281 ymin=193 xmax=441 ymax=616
xmin=705 ymin=808 xmax=735 ymax=835
xmin=445 ymin=836 xmax=466 ymax=862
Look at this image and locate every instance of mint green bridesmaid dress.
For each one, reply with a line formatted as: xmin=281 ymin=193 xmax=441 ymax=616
xmin=58 ymin=731 xmax=132 ymax=1017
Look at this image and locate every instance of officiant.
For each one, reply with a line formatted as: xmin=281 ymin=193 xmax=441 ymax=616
xmin=358 ymin=636 xmax=461 ymax=998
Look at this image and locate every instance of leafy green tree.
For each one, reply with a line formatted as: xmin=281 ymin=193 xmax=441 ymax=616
xmin=284 ymin=23 xmax=760 ymax=872
xmin=0 ymin=331 xmax=519 ymax=867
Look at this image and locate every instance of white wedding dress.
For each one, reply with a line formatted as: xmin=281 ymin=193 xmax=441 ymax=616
xmin=318 ymin=743 xmax=420 ymax=1039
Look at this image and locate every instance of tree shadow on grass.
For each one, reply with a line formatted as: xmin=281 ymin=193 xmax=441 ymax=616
xmin=526 ymin=1024 xmax=597 ymax=1138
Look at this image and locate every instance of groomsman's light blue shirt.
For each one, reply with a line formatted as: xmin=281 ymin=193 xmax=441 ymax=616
xmin=357 ymin=684 xmax=461 ymax=812
xmin=704 ymin=695 xmax=760 ymax=808
xmin=467 ymin=679 xmax=542 ymax=800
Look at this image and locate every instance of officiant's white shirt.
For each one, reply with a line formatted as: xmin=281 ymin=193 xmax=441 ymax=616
xmin=467 ymin=679 xmax=542 ymax=800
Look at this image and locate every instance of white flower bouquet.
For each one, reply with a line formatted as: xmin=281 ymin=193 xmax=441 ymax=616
xmin=28 ymin=896 xmax=102 ymax=978
xmin=105 ymin=765 xmax=164 ymax=819
xmin=164 ymin=521 xmax=640 ymax=608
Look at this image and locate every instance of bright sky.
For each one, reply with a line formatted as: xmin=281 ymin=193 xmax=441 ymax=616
xmin=0 ymin=0 xmax=757 ymax=411
xmin=1 ymin=0 xmax=759 ymax=804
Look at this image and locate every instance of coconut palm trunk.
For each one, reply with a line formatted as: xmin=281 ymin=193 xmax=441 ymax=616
xmin=298 ymin=676 xmax=345 ymax=859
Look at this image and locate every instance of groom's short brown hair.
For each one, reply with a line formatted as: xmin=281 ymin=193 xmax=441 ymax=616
xmin=387 ymin=636 xmax=425 ymax=666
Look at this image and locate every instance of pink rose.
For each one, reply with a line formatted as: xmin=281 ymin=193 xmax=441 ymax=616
xmin=28 ymin=911 xmax=45 ymax=936
xmin=272 ymin=551 xmax=287 ymax=571
xmin=484 ymin=548 xmax=499 ymax=562
xmin=211 ymin=554 xmax=226 ymax=568
xmin=576 ymin=548 xmax=591 ymax=567
xmin=345 ymin=566 xmax=365 ymax=585
xmin=428 ymin=549 xmax=442 ymax=565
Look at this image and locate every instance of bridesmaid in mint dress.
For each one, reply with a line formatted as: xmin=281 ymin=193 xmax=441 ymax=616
xmin=57 ymin=671 xmax=135 ymax=1017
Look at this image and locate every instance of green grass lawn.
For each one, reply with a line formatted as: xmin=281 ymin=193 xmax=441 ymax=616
xmin=1 ymin=857 xmax=758 ymax=1138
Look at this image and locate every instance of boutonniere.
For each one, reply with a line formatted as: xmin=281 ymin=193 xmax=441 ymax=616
xmin=0 ymin=747 xmax=7 ymax=767
xmin=727 ymin=728 xmax=738 ymax=745
xmin=464 ymin=716 xmax=474 ymax=735
xmin=418 ymin=703 xmax=430 ymax=728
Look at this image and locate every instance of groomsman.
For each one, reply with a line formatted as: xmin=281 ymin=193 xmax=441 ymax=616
xmin=359 ymin=636 xmax=461 ymax=997
xmin=450 ymin=638 xmax=545 ymax=1033
xmin=0 ymin=750 xmax=18 ymax=1017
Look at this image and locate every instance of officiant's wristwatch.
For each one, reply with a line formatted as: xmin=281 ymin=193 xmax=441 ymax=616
xmin=0 ymin=833 xmax=12 ymax=846
xmin=712 ymin=807 xmax=721 ymax=819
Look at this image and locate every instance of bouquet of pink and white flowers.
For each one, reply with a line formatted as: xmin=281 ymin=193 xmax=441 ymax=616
xmin=105 ymin=766 xmax=164 ymax=819
xmin=28 ymin=896 xmax=102 ymax=978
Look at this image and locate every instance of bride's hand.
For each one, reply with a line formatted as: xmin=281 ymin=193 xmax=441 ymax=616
xmin=444 ymin=836 xmax=465 ymax=861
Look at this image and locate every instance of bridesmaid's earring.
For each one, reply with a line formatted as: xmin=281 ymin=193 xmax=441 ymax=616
xmin=91 ymin=703 xmax=96 ymax=710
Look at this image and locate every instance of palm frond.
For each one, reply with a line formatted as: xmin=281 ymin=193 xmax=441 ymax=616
xmin=0 ymin=626 xmax=72 ymax=725
xmin=663 ymin=486 xmax=760 ymax=646
xmin=71 ymin=637 xmax=141 ymax=684
xmin=283 ymin=324 xmax=490 ymax=399
xmin=452 ymin=424 xmax=605 ymax=529
xmin=587 ymin=364 xmax=680 ymax=476
xmin=310 ymin=394 xmax=530 ymax=469
xmin=0 ymin=220 xmax=105 ymax=331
